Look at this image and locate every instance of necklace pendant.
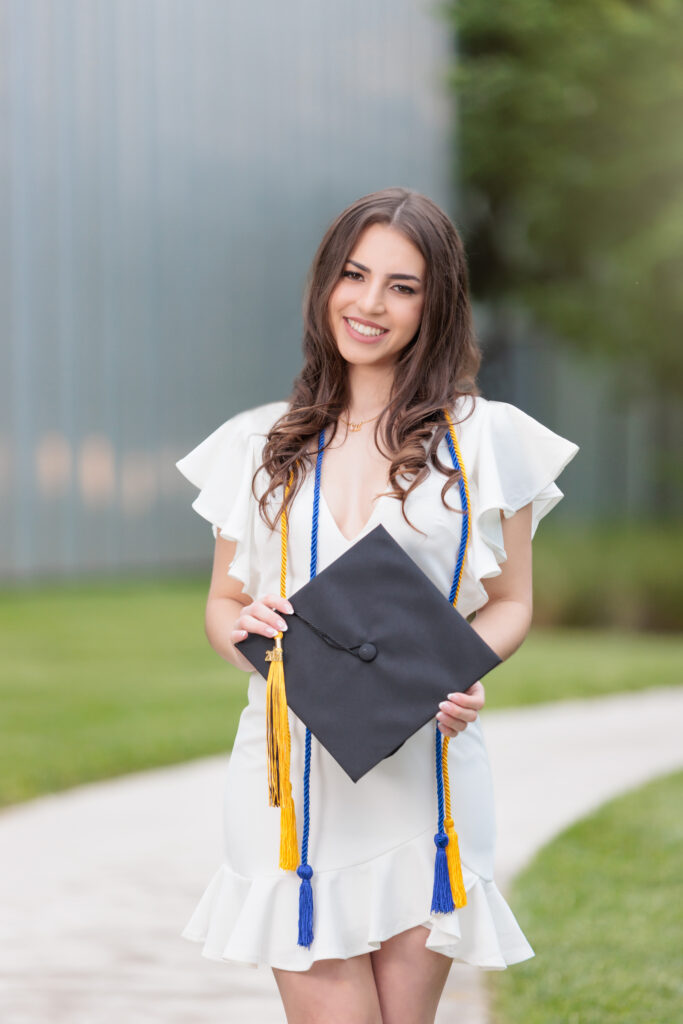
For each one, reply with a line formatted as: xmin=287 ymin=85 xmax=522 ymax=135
xmin=349 ymin=422 xmax=363 ymax=432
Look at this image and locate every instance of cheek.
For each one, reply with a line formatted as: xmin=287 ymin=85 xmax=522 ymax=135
xmin=392 ymin=297 xmax=424 ymax=333
xmin=328 ymin=282 xmax=355 ymax=313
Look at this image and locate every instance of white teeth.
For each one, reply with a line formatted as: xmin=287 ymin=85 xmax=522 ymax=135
xmin=346 ymin=317 xmax=387 ymax=337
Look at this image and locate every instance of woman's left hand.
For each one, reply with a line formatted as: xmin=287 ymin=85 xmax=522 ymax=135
xmin=436 ymin=680 xmax=485 ymax=737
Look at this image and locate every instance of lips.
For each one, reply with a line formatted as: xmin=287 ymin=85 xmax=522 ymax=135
xmin=344 ymin=315 xmax=387 ymax=331
xmin=342 ymin=317 xmax=389 ymax=344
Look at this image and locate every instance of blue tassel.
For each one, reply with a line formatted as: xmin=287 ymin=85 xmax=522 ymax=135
xmin=297 ymin=863 xmax=314 ymax=947
xmin=431 ymin=832 xmax=455 ymax=914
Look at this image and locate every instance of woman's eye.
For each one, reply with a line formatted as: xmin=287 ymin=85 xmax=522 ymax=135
xmin=342 ymin=270 xmax=415 ymax=295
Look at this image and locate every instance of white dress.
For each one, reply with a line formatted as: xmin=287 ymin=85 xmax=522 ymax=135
xmin=175 ymin=394 xmax=580 ymax=972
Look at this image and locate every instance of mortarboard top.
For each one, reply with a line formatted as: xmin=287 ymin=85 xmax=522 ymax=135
xmin=236 ymin=523 xmax=501 ymax=783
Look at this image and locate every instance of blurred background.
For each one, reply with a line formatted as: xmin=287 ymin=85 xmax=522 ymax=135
xmin=1 ymin=2 xmax=681 ymax=1022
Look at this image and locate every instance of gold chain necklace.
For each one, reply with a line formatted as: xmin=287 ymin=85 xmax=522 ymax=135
xmin=341 ymin=412 xmax=382 ymax=433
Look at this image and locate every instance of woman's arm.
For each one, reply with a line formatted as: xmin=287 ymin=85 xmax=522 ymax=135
xmin=205 ymin=534 xmax=293 ymax=672
xmin=437 ymin=501 xmax=533 ymax=737
xmin=469 ymin=501 xmax=534 ymax=660
xmin=204 ymin=536 xmax=254 ymax=670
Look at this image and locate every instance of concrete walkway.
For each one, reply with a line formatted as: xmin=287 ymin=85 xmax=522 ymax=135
xmin=1 ymin=687 xmax=681 ymax=1024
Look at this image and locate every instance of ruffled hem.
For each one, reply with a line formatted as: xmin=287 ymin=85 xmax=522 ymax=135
xmin=180 ymin=827 xmax=535 ymax=972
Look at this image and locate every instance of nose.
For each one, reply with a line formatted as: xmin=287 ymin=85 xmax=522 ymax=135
xmin=357 ymin=280 xmax=386 ymax=315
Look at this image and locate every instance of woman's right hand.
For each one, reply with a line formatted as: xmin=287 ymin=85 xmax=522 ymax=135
xmin=230 ymin=593 xmax=295 ymax=668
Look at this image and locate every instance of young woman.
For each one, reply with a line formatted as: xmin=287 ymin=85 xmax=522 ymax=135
xmin=176 ymin=187 xmax=580 ymax=1023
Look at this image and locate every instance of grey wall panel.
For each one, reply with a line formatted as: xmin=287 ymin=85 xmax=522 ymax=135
xmin=2 ymin=0 xmax=456 ymax=579
xmin=5 ymin=1 xmax=670 ymax=582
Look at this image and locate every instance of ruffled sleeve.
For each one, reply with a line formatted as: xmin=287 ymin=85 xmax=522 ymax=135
xmin=175 ymin=401 xmax=289 ymax=597
xmin=464 ymin=398 xmax=580 ymax=608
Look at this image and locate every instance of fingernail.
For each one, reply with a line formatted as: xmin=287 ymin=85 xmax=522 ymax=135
xmin=284 ymin=602 xmax=294 ymax=614
xmin=278 ymin=620 xmax=288 ymax=631
xmin=439 ymin=701 xmax=449 ymax=710
xmin=448 ymin=693 xmax=459 ymax=701
xmin=267 ymin=627 xmax=277 ymax=636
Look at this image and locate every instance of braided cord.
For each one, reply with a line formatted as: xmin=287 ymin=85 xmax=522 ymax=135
xmin=434 ymin=726 xmax=445 ymax=833
xmin=299 ymin=429 xmax=325 ymax=868
xmin=282 ymin=413 xmax=472 ymax=937
xmin=292 ymin=428 xmax=327 ymax=947
xmin=444 ymin=410 xmax=471 ymax=608
xmin=280 ymin=470 xmax=294 ymax=602
xmin=442 ymin=737 xmax=452 ymax=813
xmin=439 ymin=409 xmax=472 ymax=854
xmin=274 ymin=471 xmax=295 ymax=821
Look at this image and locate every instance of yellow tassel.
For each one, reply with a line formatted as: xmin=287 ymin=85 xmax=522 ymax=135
xmin=265 ymin=631 xmax=299 ymax=868
xmin=265 ymin=470 xmax=299 ymax=870
xmin=279 ymin=782 xmax=299 ymax=871
xmin=444 ymin=815 xmax=467 ymax=908
xmin=265 ymin=637 xmax=286 ymax=806
xmin=442 ymin=736 xmax=467 ymax=908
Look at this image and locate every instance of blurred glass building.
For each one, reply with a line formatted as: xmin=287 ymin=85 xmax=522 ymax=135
xmin=4 ymin=1 xmax=673 ymax=582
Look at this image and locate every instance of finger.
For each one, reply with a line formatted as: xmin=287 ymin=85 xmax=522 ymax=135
xmin=238 ymin=613 xmax=287 ymax=639
xmin=447 ymin=683 xmax=485 ymax=708
xmin=438 ymin=701 xmax=478 ymax=723
xmin=249 ymin=603 xmax=290 ymax=634
xmin=437 ymin=718 xmax=463 ymax=737
xmin=436 ymin=710 xmax=470 ymax=731
xmin=259 ymin=594 xmax=295 ymax=616
xmin=449 ymin=693 xmax=485 ymax=713
xmin=451 ymin=681 xmax=484 ymax=700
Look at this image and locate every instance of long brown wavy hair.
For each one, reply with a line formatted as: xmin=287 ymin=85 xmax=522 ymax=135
xmin=254 ymin=187 xmax=482 ymax=536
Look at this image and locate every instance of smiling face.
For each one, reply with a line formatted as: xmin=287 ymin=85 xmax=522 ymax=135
xmin=327 ymin=222 xmax=426 ymax=370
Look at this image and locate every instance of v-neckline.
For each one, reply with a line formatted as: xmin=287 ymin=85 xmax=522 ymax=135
xmin=300 ymin=402 xmax=468 ymax=546
xmin=304 ymin=429 xmax=392 ymax=546
xmin=317 ymin=485 xmax=387 ymax=545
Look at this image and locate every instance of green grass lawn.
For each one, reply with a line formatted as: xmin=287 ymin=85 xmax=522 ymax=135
xmin=531 ymin=520 xmax=682 ymax=632
xmin=487 ymin=625 xmax=682 ymax=708
xmin=1 ymin=575 xmax=681 ymax=808
xmin=0 ymin=577 xmax=249 ymax=807
xmin=489 ymin=770 xmax=683 ymax=1024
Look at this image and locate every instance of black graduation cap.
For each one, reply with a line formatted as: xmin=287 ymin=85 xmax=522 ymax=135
xmin=236 ymin=523 xmax=501 ymax=783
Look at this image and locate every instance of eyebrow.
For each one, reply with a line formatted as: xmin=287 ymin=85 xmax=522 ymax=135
xmin=346 ymin=259 xmax=422 ymax=284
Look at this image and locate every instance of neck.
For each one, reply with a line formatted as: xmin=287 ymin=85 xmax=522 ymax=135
xmin=345 ymin=363 xmax=394 ymax=421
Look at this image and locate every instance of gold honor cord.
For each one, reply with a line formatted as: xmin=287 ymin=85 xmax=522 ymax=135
xmin=440 ymin=409 xmax=473 ymax=908
xmin=265 ymin=468 xmax=298 ymax=870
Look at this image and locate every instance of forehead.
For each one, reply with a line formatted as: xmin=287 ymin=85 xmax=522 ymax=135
xmin=348 ymin=223 xmax=425 ymax=274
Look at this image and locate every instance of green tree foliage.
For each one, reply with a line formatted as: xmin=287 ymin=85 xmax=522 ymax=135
xmin=440 ymin=0 xmax=683 ymax=398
